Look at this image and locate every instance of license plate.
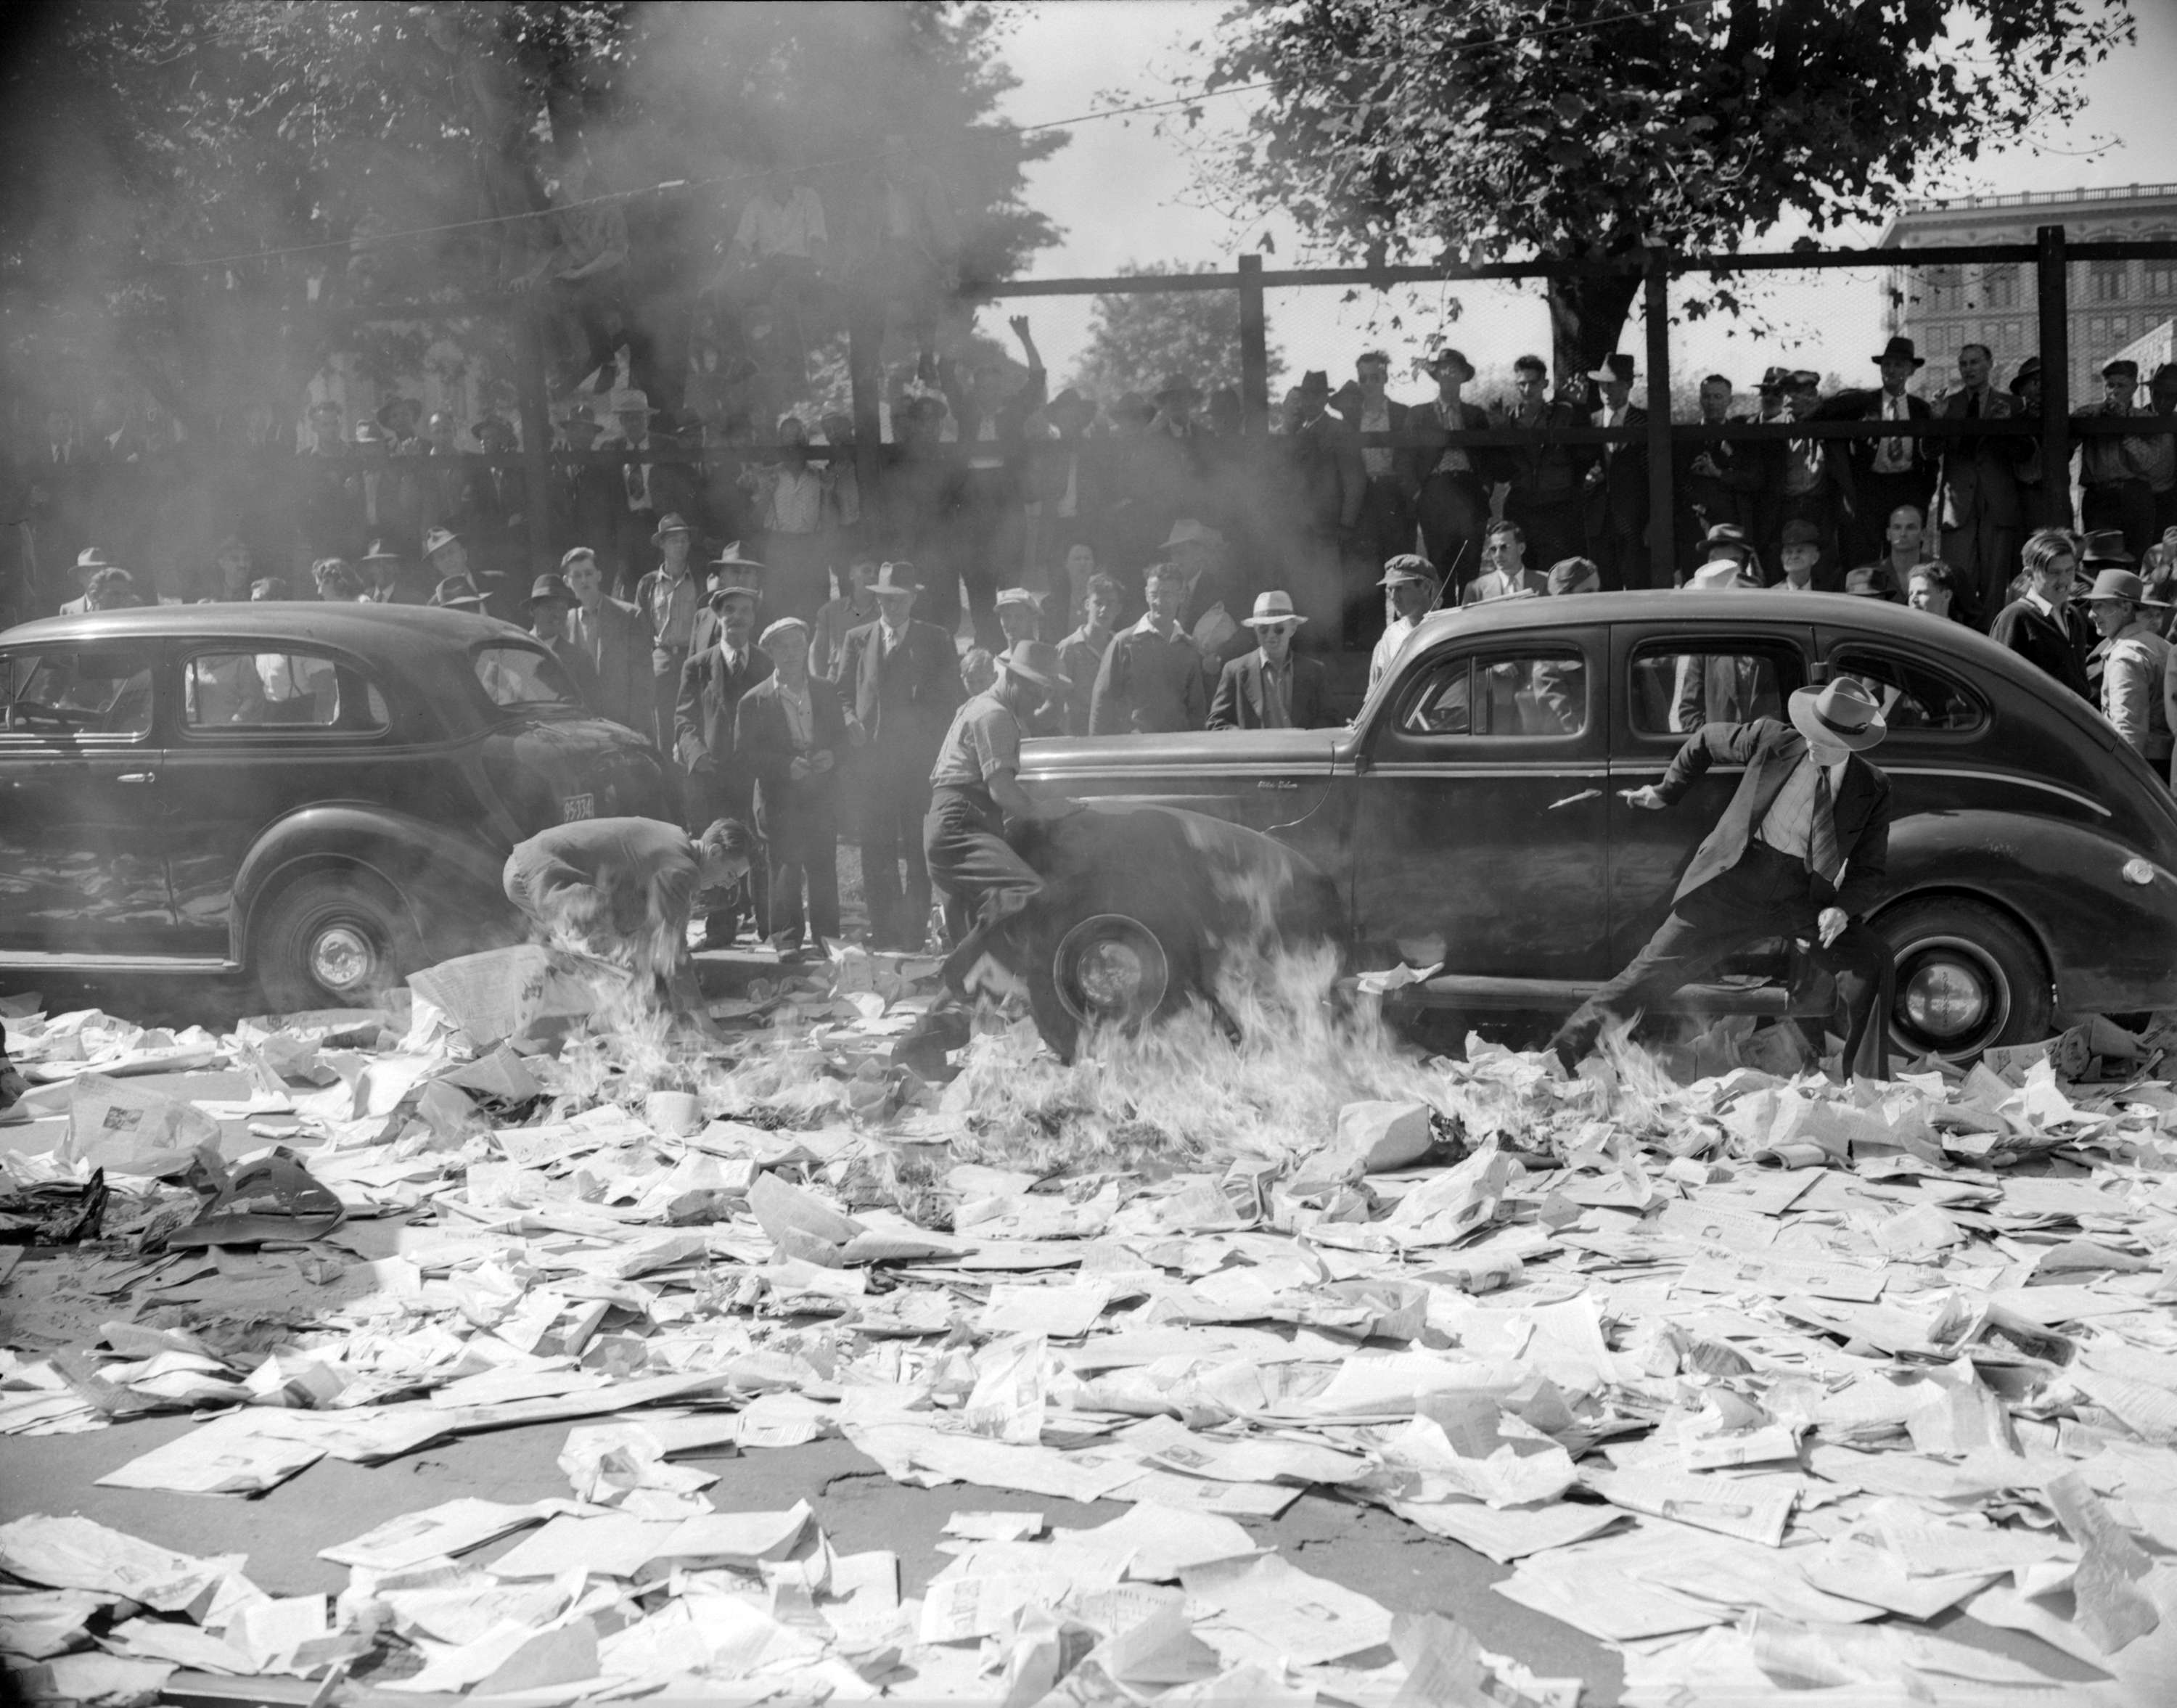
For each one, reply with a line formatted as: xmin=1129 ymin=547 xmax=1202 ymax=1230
xmin=560 ymin=793 xmax=594 ymax=822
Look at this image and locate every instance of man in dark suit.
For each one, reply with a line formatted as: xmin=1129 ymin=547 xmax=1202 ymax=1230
xmin=1411 ymin=348 xmax=1492 ymax=593
xmin=735 ymin=618 xmax=855 ymax=958
xmin=1492 ymin=356 xmax=1591 ymax=591
xmin=1208 ymin=591 xmax=1334 ymax=729
xmin=1819 ymin=336 xmax=1935 ymax=569
xmin=525 ymin=572 xmax=597 ymax=708
xmin=1271 ymin=372 xmax=1356 ymax=637
xmin=1774 ymin=371 xmax=1859 ymax=591
xmin=1988 ymin=527 xmax=2091 ymax=702
xmin=674 ymin=575 xmax=774 ymax=944
xmin=837 ymin=562 xmax=964 ymax=951
xmin=1334 ymin=350 xmax=1424 ymax=648
xmin=1581 ymin=353 xmax=1649 ymax=590
xmin=1933 ymin=342 xmax=2025 ymax=624
xmin=564 ymin=547 xmax=652 ymax=739
xmin=1551 ymin=678 xmax=1895 ymax=1080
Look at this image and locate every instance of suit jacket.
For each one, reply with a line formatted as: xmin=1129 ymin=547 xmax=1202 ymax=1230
xmin=1331 ymin=395 xmax=1424 ymax=519
xmin=1207 ymin=649 xmax=1334 ymax=730
xmin=1817 ymin=387 xmax=1935 ymax=482
xmin=734 ymin=673 xmax=848 ymax=845
xmin=1989 ymin=597 xmax=2092 ymax=702
xmin=1584 ymin=403 xmax=1649 ymax=538
xmin=1676 ymin=422 xmax=1767 ymax=541
xmin=567 ymin=597 xmax=650 ymax=736
xmin=674 ymin=641 xmax=774 ymax=793
xmin=1657 ymin=718 xmax=1892 ymax=919
xmin=837 ymin=617 xmax=962 ymax=771
xmin=1933 ymin=386 xmax=2022 ymax=532
xmin=1497 ymin=398 xmax=1591 ymax=509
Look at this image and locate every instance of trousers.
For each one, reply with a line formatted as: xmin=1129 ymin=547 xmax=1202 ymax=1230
xmin=924 ymin=784 xmax=1044 ymax=995
xmin=1551 ymin=841 xmax=1891 ymax=1077
xmin=860 ymin=757 xmax=934 ymax=950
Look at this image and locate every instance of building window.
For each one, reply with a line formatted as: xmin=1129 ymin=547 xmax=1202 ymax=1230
xmin=1983 ymin=265 xmax=2019 ymax=308
xmin=2091 ymin=316 xmax=2110 ymax=345
xmin=2150 ymin=260 xmax=2177 ymax=297
xmin=2114 ymin=316 xmax=2131 ymax=342
xmin=2092 ymin=261 xmax=2127 ymax=303
xmin=1923 ymin=265 xmax=1961 ymax=313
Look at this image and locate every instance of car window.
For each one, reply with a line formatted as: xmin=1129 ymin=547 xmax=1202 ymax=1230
xmin=1 ymin=648 xmax=155 ymax=738
xmin=475 ymin=645 xmax=577 ymax=709
xmin=184 ymin=651 xmax=389 ymax=733
xmin=1401 ymin=647 xmax=1588 ymax=737
xmin=1630 ymin=641 xmax=1805 ymax=737
xmin=1829 ymin=647 xmax=1987 ymax=734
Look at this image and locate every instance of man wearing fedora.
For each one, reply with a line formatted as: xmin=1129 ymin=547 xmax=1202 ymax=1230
xmin=838 ymin=562 xmax=964 ymax=951
xmin=1208 ymin=591 xmax=1332 ymax=730
xmin=2078 ymin=560 xmax=2173 ymax=771
xmin=357 ymin=540 xmax=414 ymax=604
xmin=675 ymin=568 xmax=773 ymax=946
xmin=1551 ymin=678 xmax=1896 ymax=1080
xmin=1091 ymin=560 xmax=1208 ymax=735
xmin=1583 ymin=354 xmax=1649 ymax=590
xmin=2074 ymin=358 xmax=2159 ymax=565
xmin=1273 ymin=371 xmax=1354 ymax=637
xmin=602 ymin=387 xmax=692 ymax=596
xmin=1411 ymin=348 xmax=1492 ymax=592
xmin=923 ymin=639 xmax=1083 ymax=1001
xmin=736 ymin=617 xmax=858 ymax=959
xmin=689 ymin=543 xmax=770 ymax=660
xmin=636 ymin=513 xmax=703 ymax=750
xmin=1332 ymin=350 xmax=1423 ymax=647
xmin=1369 ymin=554 xmax=1439 ymax=691
xmin=57 ymin=547 xmax=121 ymax=615
xmin=1775 ymin=371 xmax=1858 ymax=590
xmin=1817 ymin=337 xmax=1935 ymax=569
xmin=421 ymin=525 xmax=512 ymax=624
xmin=562 ymin=547 xmax=651 ymax=736
xmin=1990 ymin=527 xmax=2092 ymax=702
xmin=1933 ymin=342 xmax=2025 ymax=625
xmin=2006 ymin=358 xmax=2065 ymax=530
xmin=525 ymin=572 xmax=596 ymax=707
xmin=419 ymin=411 xmax=483 ymax=556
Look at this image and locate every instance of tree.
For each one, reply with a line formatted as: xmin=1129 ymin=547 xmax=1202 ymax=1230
xmin=0 ymin=1 xmax=1062 ymax=432
xmin=1068 ymin=263 xmax=1285 ymax=407
xmin=1202 ymin=0 xmax=2133 ymax=377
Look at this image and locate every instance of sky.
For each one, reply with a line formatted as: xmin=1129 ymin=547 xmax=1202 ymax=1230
xmin=981 ymin=0 xmax=2177 ymax=395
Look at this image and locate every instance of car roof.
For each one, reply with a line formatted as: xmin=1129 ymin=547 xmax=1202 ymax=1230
xmin=0 ymin=602 xmax=538 ymax=656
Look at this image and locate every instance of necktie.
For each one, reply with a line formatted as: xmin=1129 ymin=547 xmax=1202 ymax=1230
xmin=1808 ymin=765 xmax=1841 ymax=885
xmin=1883 ymin=397 xmax=1906 ymax=465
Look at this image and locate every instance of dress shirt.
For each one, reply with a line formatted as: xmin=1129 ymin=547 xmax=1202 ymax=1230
xmin=766 ymin=467 xmax=826 ymax=534
xmin=652 ymin=572 xmax=698 ymax=650
xmin=1872 ymin=391 xmax=1912 ymax=472
xmin=1756 ymin=751 xmax=1850 ymax=875
xmin=1360 ymin=399 xmax=1393 ymax=480
xmin=1432 ymin=399 xmax=1472 ymax=475
xmin=777 ymin=678 xmax=813 ymax=750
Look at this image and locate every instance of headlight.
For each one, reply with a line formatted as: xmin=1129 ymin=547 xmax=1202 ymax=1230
xmin=2122 ymin=857 xmax=2155 ymax=886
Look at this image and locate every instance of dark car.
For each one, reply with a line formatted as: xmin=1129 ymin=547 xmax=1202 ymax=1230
xmin=0 ymin=604 xmax=670 ymax=1010
xmin=1009 ymin=592 xmax=2177 ymax=1062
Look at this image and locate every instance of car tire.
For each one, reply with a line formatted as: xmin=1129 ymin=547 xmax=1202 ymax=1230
xmin=253 ymin=869 xmax=421 ymax=1014
xmin=1024 ymin=905 xmax=1202 ymax=1064
xmin=1876 ymin=896 xmax=2051 ymax=1062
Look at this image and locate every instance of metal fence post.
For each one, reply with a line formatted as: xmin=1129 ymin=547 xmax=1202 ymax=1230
xmin=515 ymin=300 xmax=556 ymax=575
xmin=1643 ymin=247 xmax=1674 ymax=586
xmin=1238 ymin=254 xmax=1268 ymax=436
xmin=2036 ymin=224 xmax=2070 ymax=530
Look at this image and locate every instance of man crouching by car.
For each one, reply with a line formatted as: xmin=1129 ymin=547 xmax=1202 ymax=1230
xmin=503 ymin=816 xmax=753 ymax=1026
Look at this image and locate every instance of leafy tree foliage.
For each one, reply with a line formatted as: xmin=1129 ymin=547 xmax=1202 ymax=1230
xmin=1068 ymin=263 xmax=1285 ymax=407
xmin=0 ymin=1 xmax=1060 ymax=430
xmin=1204 ymin=0 xmax=2133 ymax=375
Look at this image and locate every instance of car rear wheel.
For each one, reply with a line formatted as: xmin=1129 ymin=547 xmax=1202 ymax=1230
xmin=254 ymin=869 xmax=419 ymax=1014
xmin=1877 ymin=897 xmax=2051 ymax=1062
xmin=1025 ymin=906 xmax=1200 ymax=1064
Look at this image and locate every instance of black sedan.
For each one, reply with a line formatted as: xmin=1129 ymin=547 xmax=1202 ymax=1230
xmin=0 ymin=604 xmax=670 ymax=1010
xmin=1012 ymin=592 xmax=2177 ymax=1062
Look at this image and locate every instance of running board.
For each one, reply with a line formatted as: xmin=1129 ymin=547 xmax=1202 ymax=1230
xmin=1359 ymin=973 xmax=1811 ymax=1017
xmin=0 ymin=951 xmax=239 ymax=974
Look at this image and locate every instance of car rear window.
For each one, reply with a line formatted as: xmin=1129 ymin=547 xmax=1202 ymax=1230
xmin=2 ymin=648 xmax=155 ymax=738
xmin=475 ymin=645 xmax=578 ymax=710
xmin=1829 ymin=647 xmax=1987 ymax=734
xmin=184 ymin=650 xmax=389 ymax=732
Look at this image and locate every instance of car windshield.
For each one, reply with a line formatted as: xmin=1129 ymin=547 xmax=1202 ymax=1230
xmin=474 ymin=645 xmax=578 ymax=710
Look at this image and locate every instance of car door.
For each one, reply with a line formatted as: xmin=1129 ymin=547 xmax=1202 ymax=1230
xmin=1345 ymin=628 xmax=1612 ymax=977
xmin=0 ymin=640 xmax=176 ymax=953
xmin=1606 ymin=619 xmax=1812 ymax=968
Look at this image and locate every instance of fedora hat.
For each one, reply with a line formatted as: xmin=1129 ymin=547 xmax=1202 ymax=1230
xmin=2011 ymin=356 xmax=2043 ymax=392
xmin=527 ymin=573 xmax=577 ymax=609
xmin=651 ymin=512 xmax=694 ymax=543
xmin=997 ymin=639 xmax=1070 ymax=694
xmin=1545 ymin=557 xmax=1601 ymax=596
xmin=608 ymin=386 xmax=658 ymax=417
xmin=72 ymin=546 xmax=116 ymax=580
xmin=1788 ymin=678 xmax=1887 ymax=752
xmin=2080 ymin=568 xmax=2168 ymax=608
xmin=1378 ymin=553 xmax=1438 ymax=589
xmin=1160 ymin=518 xmax=1220 ymax=551
xmin=870 ymin=562 xmax=919 ymax=597
xmin=1874 ymin=335 xmax=1926 ymax=370
xmin=1112 ymin=390 xmax=1156 ymax=423
xmin=1045 ymin=387 xmax=1095 ymax=419
xmin=1758 ymin=366 xmax=1791 ymax=393
xmin=707 ymin=541 xmax=766 ymax=573
xmin=1686 ymin=558 xmax=1755 ymax=589
xmin=422 ymin=526 xmax=460 ymax=559
xmin=430 ymin=575 xmax=488 ymax=610
xmin=1295 ymin=369 xmax=1332 ymax=398
xmin=1701 ymin=522 xmax=1752 ymax=560
xmin=1425 ymin=348 xmax=1476 ymax=383
xmin=2080 ymin=529 xmax=2136 ymax=568
xmin=1242 ymin=590 xmax=1307 ymax=627
xmin=359 ymin=539 xmax=402 ymax=567
xmin=1586 ymin=353 xmax=1636 ymax=385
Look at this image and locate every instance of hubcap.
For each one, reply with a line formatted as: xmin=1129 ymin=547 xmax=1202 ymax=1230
xmin=1890 ymin=932 xmax=2008 ymax=1055
xmin=310 ymin=924 xmax=377 ymax=994
xmin=1054 ymin=915 xmax=1170 ymax=1027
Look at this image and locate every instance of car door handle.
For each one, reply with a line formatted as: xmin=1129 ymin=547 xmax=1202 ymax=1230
xmin=1547 ymin=789 xmax=1601 ymax=810
xmin=116 ymin=771 xmax=157 ymax=784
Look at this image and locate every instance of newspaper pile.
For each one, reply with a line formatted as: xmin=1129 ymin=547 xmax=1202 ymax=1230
xmin=2 ymin=947 xmax=2176 ymax=1705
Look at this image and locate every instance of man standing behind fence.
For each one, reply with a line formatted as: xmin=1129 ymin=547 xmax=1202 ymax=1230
xmin=1821 ymin=337 xmax=1935 ymax=570
xmin=2075 ymin=359 xmax=2159 ymax=567
xmin=1583 ymin=355 xmax=1649 ymax=591
xmin=1414 ymin=349 xmax=1491 ymax=595
xmin=940 ymin=317 xmax=1046 ymax=652
xmin=1934 ymin=342 xmax=2024 ymax=625
xmin=1492 ymin=356 xmax=1588 ymax=588
xmin=1334 ymin=350 xmax=1422 ymax=649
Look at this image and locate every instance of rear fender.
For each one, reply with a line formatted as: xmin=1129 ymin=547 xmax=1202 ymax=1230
xmin=1877 ymin=810 xmax=2177 ymax=1013
xmin=231 ymin=807 xmax=514 ymax=967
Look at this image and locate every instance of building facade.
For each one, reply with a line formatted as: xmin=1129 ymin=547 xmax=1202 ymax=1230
xmin=1877 ymin=183 xmax=2177 ymax=399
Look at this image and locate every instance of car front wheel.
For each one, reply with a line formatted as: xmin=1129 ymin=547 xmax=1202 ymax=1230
xmin=1877 ymin=897 xmax=2051 ymax=1062
xmin=253 ymin=869 xmax=420 ymax=1014
xmin=1024 ymin=906 xmax=1200 ymax=1064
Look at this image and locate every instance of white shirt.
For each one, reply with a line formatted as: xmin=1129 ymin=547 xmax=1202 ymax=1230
xmin=1369 ymin=614 xmax=1418 ymax=690
xmin=1871 ymin=390 xmax=1914 ymax=475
